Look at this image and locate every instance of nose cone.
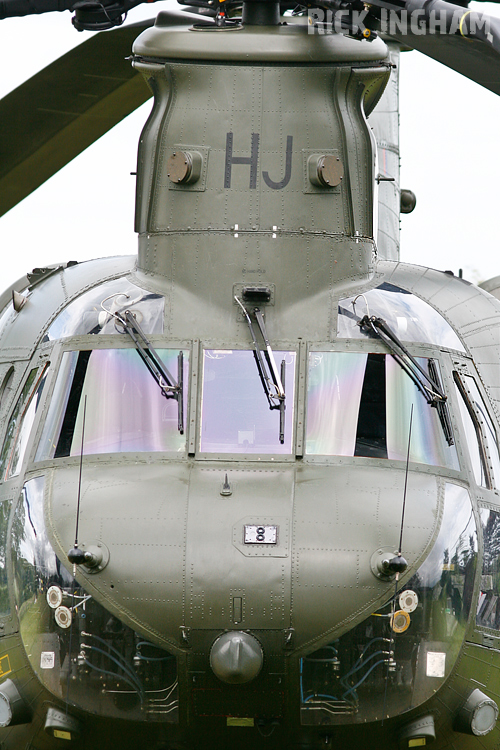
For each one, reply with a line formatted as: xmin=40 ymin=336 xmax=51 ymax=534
xmin=210 ymin=631 xmax=263 ymax=684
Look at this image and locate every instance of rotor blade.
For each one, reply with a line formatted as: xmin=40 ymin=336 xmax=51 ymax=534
xmin=376 ymin=0 xmax=500 ymax=95
xmin=0 ymin=0 xmax=75 ymax=17
xmin=0 ymin=20 xmax=153 ymax=218
xmin=0 ymin=0 xmax=146 ymax=19
xmin=390 ymin=30 xmax=500 ymax=95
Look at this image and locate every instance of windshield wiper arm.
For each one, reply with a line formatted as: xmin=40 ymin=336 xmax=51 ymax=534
xmin=235 ymin=296 xmax=286 ymax=444
xmin=115 ymin=310 xmax=184 ymax=435
xmin=358 ymin=314 xmax=454 ymax=445
xmin=428 ymin=357 xmax=454 ymax=446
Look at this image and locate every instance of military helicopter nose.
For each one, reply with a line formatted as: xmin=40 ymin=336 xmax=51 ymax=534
xmin=44 ymin=461 xmax=439 ymax=653
xmin=12 ymin=453 xmax=477 ymax=733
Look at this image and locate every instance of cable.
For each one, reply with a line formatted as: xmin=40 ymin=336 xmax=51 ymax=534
xmin=81 ymin=644 xmax=143 ymax=696
xmin=303 ymin=693 xmax=340 ymax=702
xmin=83 ymin=660 xmax=144 ymax=703
xmin=342 ymin=658 xmax=389 ymax=702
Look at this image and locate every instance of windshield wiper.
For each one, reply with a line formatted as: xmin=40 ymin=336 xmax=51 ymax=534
xmin=358 ymin=314 xmax=454 ymax=446
xmin=235 ymin=296 xmax=286 ymax=444
xmin=427 ymin=357 xmax=454 ymax=446
xmin=115 ymin=310 xmax=184 ymax=435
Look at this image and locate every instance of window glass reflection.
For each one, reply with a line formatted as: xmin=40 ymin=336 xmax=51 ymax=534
xmin=306 ymin=352 xmax=367 ymax=456
xmin=306 ymin=352 xmax=459 ymax=469
xmin=36 ymin=349 xmax=187 ymax=459
xmin=0 ymin=500 xmax=9 ymax=617
xmin=338 ymin=283 xmax=465 ymax=351
xmin=200 ymin=349 xmax=296 ymax=454
xmin=46 ymin=278 xmax=164 ymax=340
xmin=478 ymin=509 xmax=500 ymax=630
xmin=386 ymin=357 xmax=457 ymax=467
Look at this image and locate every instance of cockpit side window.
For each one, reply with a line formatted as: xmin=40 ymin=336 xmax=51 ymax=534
xmin=478 ymin=508 xmax=500 ymax=630
xmin=454 ymin=372 xmax=500 ymax=490
xmin=0 ymin=364 xmax=49 ymax=480
xmin=0 ymin=366 xmax=14 ymax=413
xmin=36 ymin=348 xmax=188 ymax=460
xmin=306 ymin=351 xmax=459 ymax=470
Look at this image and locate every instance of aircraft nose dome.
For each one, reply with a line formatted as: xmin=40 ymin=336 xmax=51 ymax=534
xmin=210 ymin=631 xmax=263 ymax=684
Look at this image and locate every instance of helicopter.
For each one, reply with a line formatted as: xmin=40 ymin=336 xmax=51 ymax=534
xmin=1 ymin=0 xmax=500 ymax=747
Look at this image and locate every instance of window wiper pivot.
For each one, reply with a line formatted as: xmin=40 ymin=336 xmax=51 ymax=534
xmin=115 ymin=310 xmax=184 ymax=434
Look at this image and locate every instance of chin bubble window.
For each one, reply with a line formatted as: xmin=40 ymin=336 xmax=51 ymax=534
xmin=477 ymin=508 xmax=500 ymax=629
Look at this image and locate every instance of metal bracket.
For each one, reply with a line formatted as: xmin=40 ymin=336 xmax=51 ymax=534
xmin=180 ymin=626 xmax=191 ymax=647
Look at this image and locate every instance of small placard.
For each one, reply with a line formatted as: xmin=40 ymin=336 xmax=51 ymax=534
xmin=0 ymin=654 xmax=11 ymax=679
xmin=426 ymin=651 xmax=445 ymax=678
xmin=227 ymin=717 xmax=254 ymax=727
xmin=40 ymin=651 xmax=55 ymax=670
xmin=244 ymin=525 xmax=277 ymax=544
xmin=54 ymin=730 xmax=72 ymax=740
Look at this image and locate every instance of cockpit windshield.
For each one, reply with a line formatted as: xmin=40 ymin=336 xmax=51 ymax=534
xmin=306 ymin=352 xmax=459 ymax=469
xmin=36 ymin=348 xmax=188 ymax=460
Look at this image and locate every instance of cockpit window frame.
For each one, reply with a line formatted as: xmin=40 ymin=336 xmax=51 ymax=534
xmin=453 ymin=369 xmax=500 ymax=491
xmin=0 ymin=356 xmax=50 ymax=482
xmin=195 ymin=341 xmax=299 ymax=462
xmin=29 ymin=337 xmax=194 ymax=469
xmin=24 ymin=336 xmax=488 ymax=479
xmin=302 ymin=341 xmax=465 ymax=479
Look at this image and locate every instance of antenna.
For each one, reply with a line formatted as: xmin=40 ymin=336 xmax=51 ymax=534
xmin=379 ymin=404 xmax=414 ymax=579
xmin=382 ymin=404 xmax=414 ymax=724
xmin=67 ymin=396 xmax=89 ymax=572
xmin=397 ymin=403 xmax=414 ymax=563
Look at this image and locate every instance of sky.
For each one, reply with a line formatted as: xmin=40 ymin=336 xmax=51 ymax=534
xmin=1 ymin=3 xmax=500 ymax=290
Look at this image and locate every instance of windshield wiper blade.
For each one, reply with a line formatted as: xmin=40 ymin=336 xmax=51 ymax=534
xmin=428 ymin=357 xmax=454 ymax=446
xmin=358 ymin=314 xmax=454 ymax=445
xmin=115 ymin=310 xmax=184 ymax=434
xmin=235 ymin=296 xmax=286 ymax=445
